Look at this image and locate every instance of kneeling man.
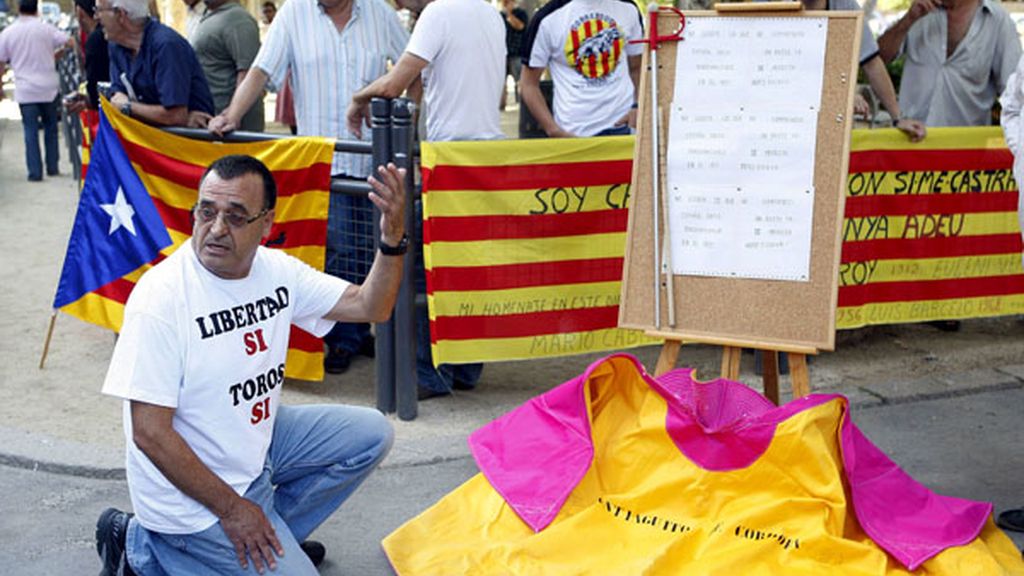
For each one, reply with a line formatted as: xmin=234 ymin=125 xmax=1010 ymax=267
xmin=96 ymin=155 xmax=408 ymax=575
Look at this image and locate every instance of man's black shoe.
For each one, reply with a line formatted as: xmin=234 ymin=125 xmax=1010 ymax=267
xmin=96 ymin=507 xmax=136 ymax=576
xmin=996 ymin=508 xmax=1024 ymax=533
xmin=324 ymin=347 xmax=352 ymax=374
xmin=417 ymin=387 xmax=451 ymax=401
xmin=358 ymin=335 xmax=376 ymax=359
xmin=928 ymin=320 xmax=962 ymax=332
xmin=300 ymin=540 xmax=326 ymax=567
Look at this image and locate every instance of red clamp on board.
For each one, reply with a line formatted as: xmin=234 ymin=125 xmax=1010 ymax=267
xmin=629 ymin=4 xmax=686 ymax=52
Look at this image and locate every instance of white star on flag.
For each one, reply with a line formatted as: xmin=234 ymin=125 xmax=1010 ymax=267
xmin=100 ymin=186 xmax=138 ymax=236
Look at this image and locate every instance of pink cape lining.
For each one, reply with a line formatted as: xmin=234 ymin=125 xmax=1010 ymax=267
xmin=468 ymin=353 xmax=992 ymax=571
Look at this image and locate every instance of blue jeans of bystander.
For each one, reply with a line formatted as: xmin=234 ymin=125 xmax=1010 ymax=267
xmin=20 ymin=99 xmax=60 ymax=180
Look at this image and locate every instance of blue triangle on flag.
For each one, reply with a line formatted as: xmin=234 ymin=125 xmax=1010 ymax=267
xmin=53 ymin=111 xmax=173 ymax=309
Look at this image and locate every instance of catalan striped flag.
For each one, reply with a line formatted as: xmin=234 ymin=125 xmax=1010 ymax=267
xmin=54 ymin=100 xmax=335 ymax=380
xmin=837 ymin=127 xmax=1024 ymax=328
xmin=421 ymin=136 xmax=654 ymax=366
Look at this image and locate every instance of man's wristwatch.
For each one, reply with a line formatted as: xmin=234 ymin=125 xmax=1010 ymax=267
xmin=891 ymin=116 xmax=901 ymax=127
xmin=379 ymin=234 xmax=409 ymax=256
xmin=120 ymin=101 xmax=131 ymax=117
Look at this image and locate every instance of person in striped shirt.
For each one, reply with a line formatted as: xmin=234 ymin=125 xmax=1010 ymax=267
xmin=209 ymin=0 xmax=409 ymax=376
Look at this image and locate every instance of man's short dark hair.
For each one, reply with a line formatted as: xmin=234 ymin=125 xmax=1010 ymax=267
xmin=200 ymin=155 xmax=278 ymax=211
xmin=74 ymin=0 xmax=97 ymax=16
xmin=19 ymin=0 xmax=38 ymax=14
xmin=262 ymin=1 xmax=275 ymax=8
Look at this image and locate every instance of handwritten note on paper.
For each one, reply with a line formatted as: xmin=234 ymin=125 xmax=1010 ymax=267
xmin=665 ymin=17 xmax=827 ymax=282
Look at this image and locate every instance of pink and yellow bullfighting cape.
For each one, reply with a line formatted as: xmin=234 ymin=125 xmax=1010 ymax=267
xmin=383 ymin=354 xmax=1024 ymax=574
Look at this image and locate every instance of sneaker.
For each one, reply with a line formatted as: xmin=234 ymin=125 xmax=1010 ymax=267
xmin=996 ymin=508 xmax=1024 ymax=533
xmin=96 ymin=507 xmax=136 ymax=576
xmin=357 ymin=335 xmax=376 ymax=359
xmin=300 ymin=540 xmax=326 ymax=567
xmin=324 ymin=347 xmax=352 ymax=374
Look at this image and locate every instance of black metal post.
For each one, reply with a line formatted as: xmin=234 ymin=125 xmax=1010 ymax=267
xmin=390 ymin=98 xmax=418 ymax=421
xmin=371 ymin=98 xmax=396 ymax=414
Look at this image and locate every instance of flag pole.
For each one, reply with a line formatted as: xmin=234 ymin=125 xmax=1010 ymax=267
xmin=39 ymin=311 xmax=57 ymax=370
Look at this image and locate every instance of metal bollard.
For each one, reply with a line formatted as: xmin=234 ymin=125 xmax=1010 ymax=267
xmin=390 ymin=98 xmax=418 ymax=421
xmin=371 ymin=98 xmax=396 ymax=414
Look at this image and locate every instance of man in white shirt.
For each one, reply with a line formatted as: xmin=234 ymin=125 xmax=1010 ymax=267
xmin=346 ymin=0 xmax=504 ymax=399
xmin=94 ymin=155 xmax=408 ymax=575
xmin=519 ymin=0 xmax=643 ymax=137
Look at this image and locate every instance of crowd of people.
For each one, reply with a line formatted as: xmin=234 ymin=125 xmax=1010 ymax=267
xmin=2 ymin=0 xmax=1024 ymax=571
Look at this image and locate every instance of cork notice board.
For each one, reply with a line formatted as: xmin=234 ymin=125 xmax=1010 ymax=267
xmin=619 ymin=8 xmax=862 ymax=352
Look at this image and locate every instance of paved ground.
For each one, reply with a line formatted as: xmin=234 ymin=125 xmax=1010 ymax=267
xmin=1 ymin=101 xmax=1023 ymax=575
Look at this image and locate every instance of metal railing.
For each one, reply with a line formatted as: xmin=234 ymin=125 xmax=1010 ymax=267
xmin=165 ymin=97 xmax=421 ymax=420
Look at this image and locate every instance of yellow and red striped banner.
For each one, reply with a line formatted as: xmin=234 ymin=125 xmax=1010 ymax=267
xmin=837 ymin=127 xmax=1024 ymax=327
xmin=61 ymin=102 xmax=335 ymax=380
xmin=421 ymin=137 xmax=655 ymax=366
xmin=424 ymin=128 xmax=1023 ymax=365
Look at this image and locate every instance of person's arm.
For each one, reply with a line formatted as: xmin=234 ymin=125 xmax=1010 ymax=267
xmin=131 ymin=401 xmax=284 ymax=574
xmin=520 ymin=66 xmax=573 ymax=137
xmin=209 ymin=66 xmax=269 ymax=135
xmin=109 ymin=91 xmax=190 ymax=126
xmin=1001 ymin=61 xmax=1024 ymax=158
xmin=862 ymin=55 xmax=925 ymax=142
xmin=347 ymin=52 xmax=428 ymax=139
xmin=505 ymin=8 xmax=526 ymax=31
xmin=877 ymin=0 xmax=939 ymax=64
xmin=0 ymin=62 xmax=5 ymax=101
xmin=325 ymin=163 xmax=407 ymax=323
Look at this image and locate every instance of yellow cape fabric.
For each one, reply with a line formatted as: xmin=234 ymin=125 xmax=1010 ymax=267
xmin=383 ymin=365 xmax=1023 ymax=575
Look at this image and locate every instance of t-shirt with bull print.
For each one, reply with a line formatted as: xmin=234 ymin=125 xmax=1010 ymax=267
xmin=522 ymin=0 xmax=643 ymax=137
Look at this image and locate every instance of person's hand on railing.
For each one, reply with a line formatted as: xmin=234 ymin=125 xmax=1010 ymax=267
xmin=208 ymin=112 xmax=238 ymax=136
xmin=188 ymin=110 xmax=212 ymax=129
xmin=346 ymin=99 xmax=370 ymax=140
xmin=853 ymin=94 xmax=870 ymax=118
xmin=895 ymin=118 xmax=927 ymax=143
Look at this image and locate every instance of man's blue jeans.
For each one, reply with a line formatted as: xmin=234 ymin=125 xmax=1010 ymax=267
xmin=124 ymin=404 xmax=393 ymax=575
xmin=19 ymin=99 xmax=60 ymax=180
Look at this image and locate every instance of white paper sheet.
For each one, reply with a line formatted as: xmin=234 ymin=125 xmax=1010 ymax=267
xmin=673 ymin=17 xmax=828 ymax=112
xmin=663 ymin=17 xmax=827 ymax=282
xmin=667 ymin=184 xmax=815 ymax=281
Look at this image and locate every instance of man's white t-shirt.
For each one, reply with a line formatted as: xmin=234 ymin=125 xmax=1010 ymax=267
xmin=523 ymin=0 xmax=643 ymax=137
xmin=102 ymin=243 xmax=350 ymax=534
xmin=405 ymin=0 xmax=506 ymax=142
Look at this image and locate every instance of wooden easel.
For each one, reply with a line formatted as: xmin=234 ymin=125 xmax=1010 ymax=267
xmin=650 ymin=336 xmax=813 ymax=405
xmin=619 ymin=6 xmax=861 ymax=405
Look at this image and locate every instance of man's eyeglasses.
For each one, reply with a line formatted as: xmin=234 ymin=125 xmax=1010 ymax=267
xmin=193 ymin=204 xmax=269 ymax=229
xmin=93 ymin=5 xmax=118 ymax=15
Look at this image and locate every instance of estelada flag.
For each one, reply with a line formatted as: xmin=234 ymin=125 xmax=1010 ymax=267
xmin=53 ymin=99 xmax=335 ymax=380
xmin=421 ymin=136 xmax=655 ymax=367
